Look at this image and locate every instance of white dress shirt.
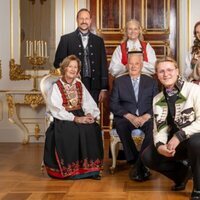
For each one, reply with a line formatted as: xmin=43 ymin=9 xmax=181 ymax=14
xmin=47 ymin=78 xmax=100 ymax=121
xmin=109 ymin=39 xmax=156 ymax=77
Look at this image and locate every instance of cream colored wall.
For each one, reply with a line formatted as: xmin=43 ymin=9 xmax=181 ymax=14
xmin=0 ymin=0 xmax=199 ymax=142
xmin=0 ymin=0 xmax=87 ymax=143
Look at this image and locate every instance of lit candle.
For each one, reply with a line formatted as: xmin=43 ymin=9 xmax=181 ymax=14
xmin=34 ymin=40 xmax=37 ymax=55
xmin=29 ymin=41 xmax=32 ymax=57
xmin=44 ymin=42 xmax=47 ymax=57
xmin=41 ymin=40 xmax=44 ymax=57
xmin=30 ymin=41 xmax=33 ymax=57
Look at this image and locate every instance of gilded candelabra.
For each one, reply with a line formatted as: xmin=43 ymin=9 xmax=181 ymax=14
xmin=26 ymin=40 xmax=48 ymax=91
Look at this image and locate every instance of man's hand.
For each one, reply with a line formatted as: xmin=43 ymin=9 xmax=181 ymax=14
xmin=123 ymin=113 xmax=140 ymax=128
xmin=157 ymin=144 xmax=175 ymax=157
xmin=98 ymin=90 xmax=107 ymax=102
xmin=137 ymin=114 xmax=151 ymax=127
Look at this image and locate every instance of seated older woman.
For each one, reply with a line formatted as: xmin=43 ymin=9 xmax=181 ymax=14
xmin=43 ymin=55 xmax=103 ymax=180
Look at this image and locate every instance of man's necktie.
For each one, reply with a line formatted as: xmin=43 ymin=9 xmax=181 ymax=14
xmin=133 ymin=78 xmax=139 ymax=102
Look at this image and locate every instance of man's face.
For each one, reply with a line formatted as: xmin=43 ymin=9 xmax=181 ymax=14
xmin=156 ymin=61 xmax=179 ymax=89
xmin=127 ymin=54 xmax=143 ymax=78
xmin=77 ymin=11 xmax=91 ymax=32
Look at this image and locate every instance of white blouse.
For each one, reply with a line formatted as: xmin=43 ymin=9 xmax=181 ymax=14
xmin=47 ymin=78 xmax=100 ymax=121
xmin=184 ymin=49 xmax=194 ymax=80
xmin=109 ymin=39 xmax=157 ymax=77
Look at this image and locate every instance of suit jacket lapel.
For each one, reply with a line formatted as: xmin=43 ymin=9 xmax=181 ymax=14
xmin=126 ymin=75 xmax=137 ymax=102
xmin=138 ymin=75 xmax=145 ymax=102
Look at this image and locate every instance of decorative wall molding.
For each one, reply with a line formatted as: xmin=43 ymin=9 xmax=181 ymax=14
xmin=9 ymin=59 xmax=31 ymax=80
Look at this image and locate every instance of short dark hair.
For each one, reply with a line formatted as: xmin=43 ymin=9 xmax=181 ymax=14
xmin=60 ymin=55 xmax=81 ymax=75
xmin=76 ymin=8 xmax=91 ymax=19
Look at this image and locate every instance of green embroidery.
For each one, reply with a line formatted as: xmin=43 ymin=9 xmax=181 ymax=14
xmin=155 ymin=96 xmax=167 ymax=107
xmin=176 ymin=92 xmax=187 ymax=103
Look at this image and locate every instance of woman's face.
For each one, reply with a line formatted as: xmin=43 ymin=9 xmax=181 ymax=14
xmin=64 ymin=60 xmax=79 ymax=81
xmin=195 ymin=24 xmax=200 ymax=40
xmin=156 ymin=61 xmax=179 ymax=89
xmin=126 ymin=22 xmax=140 ymax=41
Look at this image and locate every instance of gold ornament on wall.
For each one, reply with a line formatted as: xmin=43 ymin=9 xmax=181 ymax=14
xmin=24 ymin=93 xmax=44 ymax=109
xmin=9 ymin=59 xmax=31 ymax=80
xmin=6 ymin=94 xmax=15 ymax=119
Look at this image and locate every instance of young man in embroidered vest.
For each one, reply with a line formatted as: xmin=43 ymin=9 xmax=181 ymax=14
xmin=109 ymin=19 xmax=156 ymax=77
xmin=54 ymin=8 xmax=108 ymax=103
xmin=44 ymin=55 xmax=103 ymax=180
xmin=142 ymin=57 xmax=200 ymax=200
xmin=110 ymin=51 xmax=158 ymax=181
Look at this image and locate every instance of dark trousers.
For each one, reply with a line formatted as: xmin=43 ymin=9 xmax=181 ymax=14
xmin=82 ymin=77 xmax=100 ymax=104
xmin=115 ymin=117 xmax=153 ymax=168
xmin=142 ymin=133 xmax=200 ymax=190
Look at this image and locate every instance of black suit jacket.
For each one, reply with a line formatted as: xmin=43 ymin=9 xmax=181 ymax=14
xmin=54 ymin=29 xmax=108 ymax=90
xmin=110 ymin=74 xmax=158 ymax=119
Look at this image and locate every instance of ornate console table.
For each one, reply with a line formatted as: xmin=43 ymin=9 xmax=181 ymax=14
xmin=6 ymin=91 xmax=45 ymax=144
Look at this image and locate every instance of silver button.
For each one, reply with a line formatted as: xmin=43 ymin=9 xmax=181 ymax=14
xmin=78 ymin=52 xmax=82 ymax=55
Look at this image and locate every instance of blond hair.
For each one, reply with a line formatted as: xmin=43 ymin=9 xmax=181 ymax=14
xmin=60 ymin=55 xmax=81 ymax=75
xmin=155 ymin=56 xmax=178 ymax=72
xmin=122 ymin=19 xmax=143 ymax=42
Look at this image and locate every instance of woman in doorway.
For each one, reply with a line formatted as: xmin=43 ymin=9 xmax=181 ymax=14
xmin=184 ymin=21 xmax=200 ymax=80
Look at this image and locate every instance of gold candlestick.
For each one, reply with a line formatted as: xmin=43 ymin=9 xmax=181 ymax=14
xmin=25 ymin=40 xmax=48 ymax=91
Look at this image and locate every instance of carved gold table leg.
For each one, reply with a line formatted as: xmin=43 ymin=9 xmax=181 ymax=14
xmin=6 ymin=94 xmax=29 ymax=144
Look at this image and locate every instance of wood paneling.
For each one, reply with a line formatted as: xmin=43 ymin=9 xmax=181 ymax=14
xmin=89 ymin=0 xmax=177 ymax=131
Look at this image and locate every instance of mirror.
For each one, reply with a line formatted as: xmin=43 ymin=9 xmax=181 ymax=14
xmin=20 ymin=0 xmax=55 ymax=69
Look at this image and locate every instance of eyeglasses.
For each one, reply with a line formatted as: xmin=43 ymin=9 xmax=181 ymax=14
xmin=157 ymin=68 xmax=177 ymax=75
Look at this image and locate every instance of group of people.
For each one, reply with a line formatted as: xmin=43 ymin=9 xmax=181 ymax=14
xmin=43 ymin=8 xmax=200 ymax=200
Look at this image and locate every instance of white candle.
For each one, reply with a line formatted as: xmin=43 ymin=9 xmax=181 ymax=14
xmin=44 ymin=42 xmax=47 ymax=57
xmin=34 ymin=40 xmax=37 ymax=55
xmin=41 ymin=40 xmax=44 ymax=57
xmin=30 ymin=41 xmax=33 ymax=57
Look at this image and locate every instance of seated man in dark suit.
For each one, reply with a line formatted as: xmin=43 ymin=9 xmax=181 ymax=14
xmin=110 ymin=51 xmax=158 ymax=181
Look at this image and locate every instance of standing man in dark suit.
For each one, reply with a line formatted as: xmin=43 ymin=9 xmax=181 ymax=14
xmin=54 ymin=8 xmax=108 ymax=103
xmin=110 ymin=51 xmax=158 ymax=181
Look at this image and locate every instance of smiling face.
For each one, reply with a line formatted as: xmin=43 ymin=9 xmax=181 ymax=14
xmin=156 ymin=61 xmax=179 ymax=89
xmin=77 ymin=10 xmax=91 ymax=33
xmin=127 ymin=54 xmax=143 ymax=78
xmin=64 ymin=60 xmax=79 ymax=82
xmin=126 ymin=21 xmax=141 ymax=41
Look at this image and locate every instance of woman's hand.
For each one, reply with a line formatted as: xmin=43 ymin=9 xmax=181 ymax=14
xmin=74 ymin=115 xmax=95 ymax=124
xmin=157 ymin=144 xmax=175 ymax=157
